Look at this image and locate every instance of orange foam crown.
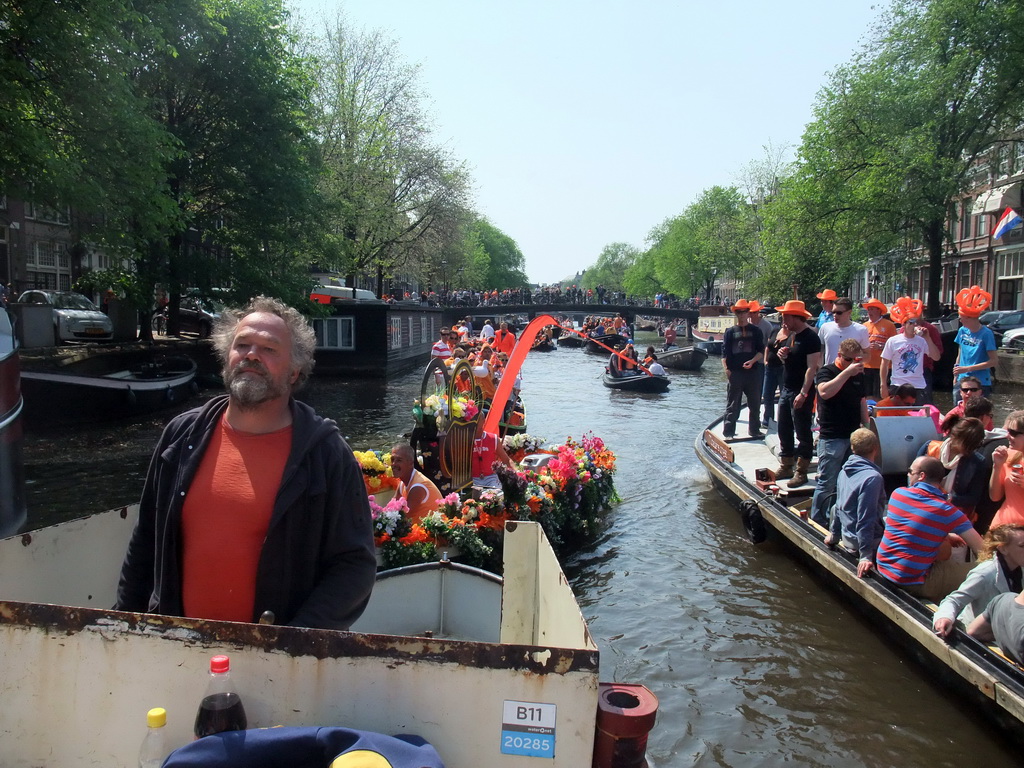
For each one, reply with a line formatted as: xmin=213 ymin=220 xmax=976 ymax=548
xmin=889 ymin=297 xmax=924 ymax=324
xmin=955 ymin=285 xmax=992 ymax=318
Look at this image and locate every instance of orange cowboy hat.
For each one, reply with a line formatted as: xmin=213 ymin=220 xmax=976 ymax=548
xmin=816 ymin=289 xmax=838 ymax=301
xmin=774 ymin=299 xmax=812 ymax=318
xmin=889 ymin=297 xmax=924 ymax=324
xmin=861 ymin=298 xmax=888 ymax=313
xmin=747 ymin=300 xmax=766 ymax=313
xmin=730 ymin=299 xmax=753 ymax=312
xmin=955 ymin=285 xmax=992 ymax=319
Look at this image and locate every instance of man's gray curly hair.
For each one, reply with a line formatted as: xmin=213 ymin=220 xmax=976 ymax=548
xmin=212 ymin=295 xmax=317 ymax=390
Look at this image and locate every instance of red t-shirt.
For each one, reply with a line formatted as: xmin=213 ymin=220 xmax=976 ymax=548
xmin=181 ymin=416 xmax=291 ymax=622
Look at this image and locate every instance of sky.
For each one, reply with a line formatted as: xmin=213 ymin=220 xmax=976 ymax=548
xmin=289 ymin=0 xmax=887 ymax=285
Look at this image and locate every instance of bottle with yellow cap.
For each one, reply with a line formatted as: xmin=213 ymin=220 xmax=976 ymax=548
xmin=138 ymin=707 xmax=169 ymax=768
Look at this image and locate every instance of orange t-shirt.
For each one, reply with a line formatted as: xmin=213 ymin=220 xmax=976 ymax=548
xmin=181 ymin=416 xmax=291 ymax=622
xmin=864 ymin=318 xmax=897 ymax=369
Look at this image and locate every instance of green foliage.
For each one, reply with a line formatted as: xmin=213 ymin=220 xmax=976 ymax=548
xmin=779 ymin=0 xmax=1024 ymax=313
xmin=470 ymin=218 xmax=529 ymax=289
xmin=648 ymin=186 xmax=755 ymax=300
xmin=579 ymin=243 xmax=638 ymax=293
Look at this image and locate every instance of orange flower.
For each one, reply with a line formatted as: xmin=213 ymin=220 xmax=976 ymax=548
xmin=399 ymin=525 xmax=431 ymax=545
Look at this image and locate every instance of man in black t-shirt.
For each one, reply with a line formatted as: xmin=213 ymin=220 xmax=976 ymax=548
xmin=773 ymin=300 xmax=822 ymax=487
xmin=809 ymin=338 xmax=868 ymax=526
xmin=721 ymin=299 xmax=765 ymax=438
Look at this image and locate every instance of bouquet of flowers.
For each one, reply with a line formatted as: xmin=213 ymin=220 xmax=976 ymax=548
xmin=354 ymin=449 xmax=400 ymax=494
xmin=368 ymin=494 xmax=410 ymax=544
xmin=502 ymin=432 xmax=547 ymax=462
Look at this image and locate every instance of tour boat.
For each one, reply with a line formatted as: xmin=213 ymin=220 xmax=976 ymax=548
xmin=695 ymin=410 xmax=1024 ymax=742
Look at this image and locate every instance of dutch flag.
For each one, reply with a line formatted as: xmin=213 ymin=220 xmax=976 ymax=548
xmin=994 ymin=206 xmax=1023 ymax=239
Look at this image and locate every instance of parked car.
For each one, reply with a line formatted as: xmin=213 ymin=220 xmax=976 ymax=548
xmin=1002 ymin=325 xmax=1024 ymax=351
xmin=16 ymin=290 xmax=113 ymax=343
xmin=984 ymin=309 xmax=1024 ymax=335
xmin=152 ymin=294 xmax=223 ymax=338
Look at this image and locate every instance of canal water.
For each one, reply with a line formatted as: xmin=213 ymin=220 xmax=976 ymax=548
xmin=22 ymin=333 xmax=1022 ymax=767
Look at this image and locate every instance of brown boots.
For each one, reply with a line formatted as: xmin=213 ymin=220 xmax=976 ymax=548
xmin=775 ymin=456 xmax=795 ymax=481
xmin=775 ymin=456 xmax=810 ymax=487
xmin=789 ymin=457 xmax=811 ymax=488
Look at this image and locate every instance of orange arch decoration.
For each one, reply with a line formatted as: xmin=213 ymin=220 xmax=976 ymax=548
xmin=481 ymin=316 xmax=650 ymax=435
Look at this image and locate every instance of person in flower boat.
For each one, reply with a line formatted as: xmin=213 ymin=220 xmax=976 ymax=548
xmin=472 ymin=417 xmax=514 ymax=490
xmin=390 ymin=443 xmax=443 ymax=525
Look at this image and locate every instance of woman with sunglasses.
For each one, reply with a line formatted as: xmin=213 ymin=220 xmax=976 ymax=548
xmin=989 ymin=411 xmax=1024 ymax=528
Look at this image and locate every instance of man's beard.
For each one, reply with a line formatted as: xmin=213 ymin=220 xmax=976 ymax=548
xmin=224 ymin=361 xmax=289 ymax=409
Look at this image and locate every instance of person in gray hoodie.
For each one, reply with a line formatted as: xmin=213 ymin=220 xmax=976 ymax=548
xmin=825 ymin=428 xmax=886 ymax=577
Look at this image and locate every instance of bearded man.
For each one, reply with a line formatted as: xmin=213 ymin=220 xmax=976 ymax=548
xmin=115 ymin=296 xmax=376 ymax=630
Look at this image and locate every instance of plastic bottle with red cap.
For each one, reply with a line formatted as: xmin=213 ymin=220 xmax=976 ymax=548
xmin=193 ymin=655 xmax=247 ymax=739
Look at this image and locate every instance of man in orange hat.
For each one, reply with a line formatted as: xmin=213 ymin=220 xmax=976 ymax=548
xmin=816 ymin=289 xmax=838 ymax=328
xmin=772 ymin=300 xmax=821 ymax=487
xmin=817 ymin=297 xmax=869 ymax=364
xmin=880 ymin=310 xmax=940 ymax=403
xmin=953 ymin=287 xmax=997 ymax=402
xmin=721 ymin=299 xmax=765 ymax=439
xmin=861 ymin=298 xmax=897 ymax=399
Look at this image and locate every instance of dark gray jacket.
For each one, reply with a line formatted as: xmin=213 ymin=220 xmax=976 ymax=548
xmin=115 ymin=395 xmax=376 ymax=630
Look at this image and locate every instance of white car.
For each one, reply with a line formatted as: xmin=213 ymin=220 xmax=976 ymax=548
xmin=1002 ymin=325 xmax=1024 ymax=351
xmin=16 ymin=290 xmax=113 ymax=342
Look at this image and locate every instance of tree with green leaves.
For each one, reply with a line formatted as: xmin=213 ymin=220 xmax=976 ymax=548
xmin=0 ymin=0 xmax=179 ymax=242
xmin=791 ymin=0 xmax=1024 ymax=315
xmin=648 ymin=186 xmax=755 ymax=301
xmin=306 ymin=14 xmax=472 ymax=296
xmin=126 ymin=0 xmax=319 ymax=336
xmin=469 ymin=218 xmax=528 ymax=290
xmin=580 ymin=243 xmax=638 ymax=295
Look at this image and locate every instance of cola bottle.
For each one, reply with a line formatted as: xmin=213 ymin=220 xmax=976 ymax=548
xmin=193 ymin=655 xmax=247 ymax=739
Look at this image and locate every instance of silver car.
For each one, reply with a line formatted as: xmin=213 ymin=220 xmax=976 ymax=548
xmin=16 ymin=290 xmax=113 ymax=342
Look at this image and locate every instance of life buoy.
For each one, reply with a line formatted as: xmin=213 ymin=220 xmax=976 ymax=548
xmin=740 ymin=499 xmax=767 ymax=544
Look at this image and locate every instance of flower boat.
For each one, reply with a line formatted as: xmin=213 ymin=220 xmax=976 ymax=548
xmin=695 ymin=407 xmax=1024 ymax=743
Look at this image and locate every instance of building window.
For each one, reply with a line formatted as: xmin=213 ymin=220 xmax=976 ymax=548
xmin=311 ymin=316 xmax=355 ymax=350
xmin=388 ymin=317 xmax=402 ymax=350
xmin=1015 ymin=141 xmax=1024 ymax=175
xmin=977 ymin=214 xmax=990 ymax=237
xmin=960 ymin=202 xmax=971 ymax=240
xmin=25 ymin=202 xmax=70 ymax=226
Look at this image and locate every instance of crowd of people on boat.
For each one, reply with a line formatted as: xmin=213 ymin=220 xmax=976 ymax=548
xmin=719 ymin=285 xmax=1024 ymax=663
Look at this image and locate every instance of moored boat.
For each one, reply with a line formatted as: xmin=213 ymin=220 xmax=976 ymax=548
xmin=0 ymin=307 xmax=25 ymax=537
xmin=658 ymin=345 xmax=708 ymax=371
xmin=602 ymin=371 xmax=670 ymax=393
xmin=690 ymin=305 xmax=731 ymax=346
xmin=21 ymin=349 xmax=198 ymax=423
xmin=695 ymin=411 xmax=1024 ymax=742
xmin=585 ymin=333 xmax=628 ymax=354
